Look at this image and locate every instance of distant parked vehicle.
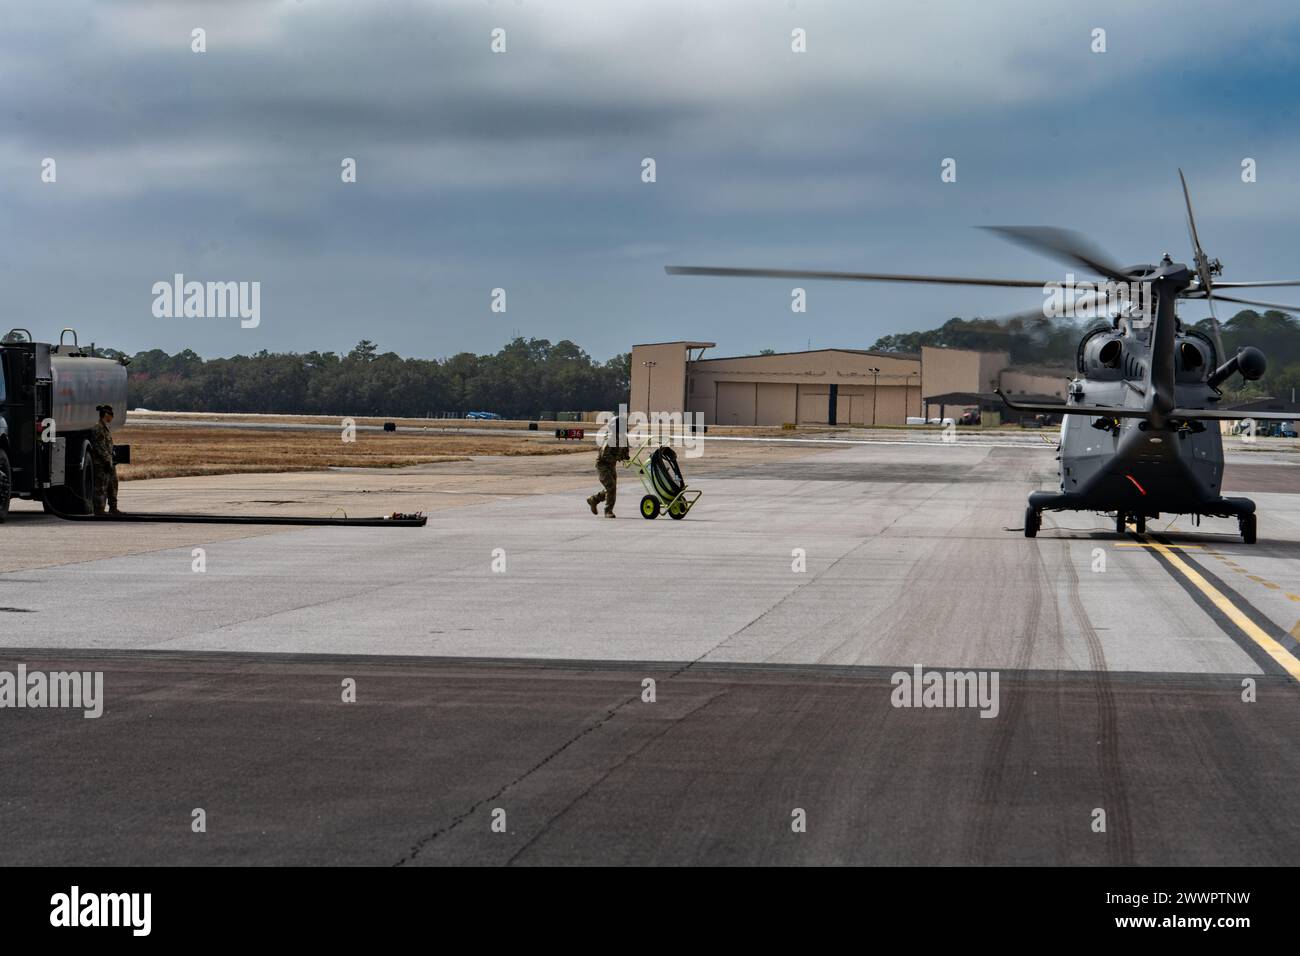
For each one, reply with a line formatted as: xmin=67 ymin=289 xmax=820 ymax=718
xmin=1234 ymin=419 xmax=1298 ymax=438
xmin=466 ymin=411 xmax=502 ymax=420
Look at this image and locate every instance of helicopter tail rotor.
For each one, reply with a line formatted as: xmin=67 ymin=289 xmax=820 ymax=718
xmin=1178 ymin=168 xmax=1226 ymax=358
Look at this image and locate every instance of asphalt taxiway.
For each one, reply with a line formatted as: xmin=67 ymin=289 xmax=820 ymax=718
xmin=2 ymin=435 xmax=1297 ymax=864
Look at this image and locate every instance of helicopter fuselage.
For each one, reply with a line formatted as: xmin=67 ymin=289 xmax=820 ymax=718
xmin=1045 ymin=389 xmax=1242 ymax=519
xmin=1029 ymin=266 xmax=1253 ymax=522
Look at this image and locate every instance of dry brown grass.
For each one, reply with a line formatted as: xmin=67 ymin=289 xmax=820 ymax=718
xmin=115 ymin=425 xmax=591 ymax=481
xmin=130 ymin=411 xmax=559 ymax=430
xmin=126 ymin=410 xmax=799 ymax=438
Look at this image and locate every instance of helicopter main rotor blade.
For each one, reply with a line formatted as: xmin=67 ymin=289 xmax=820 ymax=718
xmin=1207 ymin=292 xmax=1300 ymax=312
xmin=1179 ymin=168 xmax=1208 ymax=271
xmin=1179 ymin=168 xmax=1225 ymax=359
xmin=664 ymin=265 xmax=1049 ymax=289
xmin=1213 ymin=279 xmax=1300 ymax=288
xmin=1204 ymin=285 xmax=1221 ymax=350
xmin=980 ymin=226 xmax=1133 ymax=282
xmin=986 ymin=288 xmax=1130 ymax=326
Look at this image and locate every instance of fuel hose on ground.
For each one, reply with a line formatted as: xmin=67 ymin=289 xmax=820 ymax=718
xmin=45 ymin=507 xmax=427 ymax=527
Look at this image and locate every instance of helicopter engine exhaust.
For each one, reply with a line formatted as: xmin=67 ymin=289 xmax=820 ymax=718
xmin=1207 ymin=346 xmax=1267 ymax=389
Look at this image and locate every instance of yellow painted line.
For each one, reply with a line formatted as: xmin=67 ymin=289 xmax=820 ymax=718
xmin=1142 ymin=535 xmax=1300 ymax=682
xmin=1113 ymin=542 xmax=1204 ymax=549
xmin=1247 ymin=575 xmax=1280 ymax=590
xmin=1293 ymin=621 xmax=1300 ymax=641
xmin=1288 ymin=594 xmax=1300 ymax=603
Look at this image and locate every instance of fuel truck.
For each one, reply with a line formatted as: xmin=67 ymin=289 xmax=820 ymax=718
xmin=0 ymin=329 xmax=129 ymax=521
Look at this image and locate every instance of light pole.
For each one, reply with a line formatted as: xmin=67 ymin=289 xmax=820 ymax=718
xmin=868 ymin=367 xmax=881 ymax=425
xmin=641 ymin=360 xmax=656 ymax=415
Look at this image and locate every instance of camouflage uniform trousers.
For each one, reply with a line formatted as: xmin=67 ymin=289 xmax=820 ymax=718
xmin=89 ymin=421 xmax=118 ymax=514
xmin=591 ymin=458 xmax=618 ymax=514
xmin=93 ymin=463 xmax=118 ymax=514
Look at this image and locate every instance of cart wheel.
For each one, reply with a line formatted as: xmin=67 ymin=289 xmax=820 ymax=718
xmin=668 ymin=499 xmax=687 ymax=520
xmin=640 ymin=495 xmax=660 ymax=519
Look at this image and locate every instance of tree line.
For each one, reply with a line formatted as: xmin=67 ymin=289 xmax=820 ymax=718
xmin=869 ymin=309 xmax=1300 ymax=400
xmin=104 ymin=308 xmax=1300 ymax=419
xmin=103 ymin=338 xmax=632 ymax=419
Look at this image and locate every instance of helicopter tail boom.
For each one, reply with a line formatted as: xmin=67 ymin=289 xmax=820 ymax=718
xmin=995 ymin=389 xmax=1294 ymax=424
xmin=1168 ymin=407 xmax=1297 ymax=422
xmin=993 ymin=389 xmax=1148 ymax=419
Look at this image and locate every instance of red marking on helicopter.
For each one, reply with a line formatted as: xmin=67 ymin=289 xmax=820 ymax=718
xmin=1125 ymin=474 xmax=1147 ymax=495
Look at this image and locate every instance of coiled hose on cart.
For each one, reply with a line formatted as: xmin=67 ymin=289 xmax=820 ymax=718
xmin=649 ymin=445 xmax=686 ymax=500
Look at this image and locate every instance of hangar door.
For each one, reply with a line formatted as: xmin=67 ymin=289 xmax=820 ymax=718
xmin=837 ymin=386 xmax=870 ymax=425
xmin=797 ymin=384 xmax=831 ymax=425
xmin=715 ymin=381 xmax=757 ymax=425
xmin=755 ymin=383 xmax=797 ymax=425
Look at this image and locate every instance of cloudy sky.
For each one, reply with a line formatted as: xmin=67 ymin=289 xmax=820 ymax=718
xmin=4 ymin=0 xmax=1300 ymax=361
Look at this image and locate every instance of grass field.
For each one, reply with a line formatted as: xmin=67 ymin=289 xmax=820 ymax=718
xmin=115 ymin=424 xmax=591 ymax=480
xmin=110 ymin=412 xmax=1097 ymax=482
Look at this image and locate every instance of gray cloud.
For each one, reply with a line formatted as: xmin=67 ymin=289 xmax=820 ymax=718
xmin=3 ymin=0 xmax=1300 ymax=361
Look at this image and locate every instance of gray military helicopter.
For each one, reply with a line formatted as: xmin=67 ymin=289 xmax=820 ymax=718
xmin=666 ymin=171 xmax=1299 ymax=543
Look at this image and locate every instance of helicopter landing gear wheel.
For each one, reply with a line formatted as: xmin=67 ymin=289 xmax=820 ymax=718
xmin=1134 ymin=514 xmax=1146 ymax=535
xmin=1240 ymin=513 xmax=1257 ymax=544
xmin=1024 ymin=506 xmax=1040 ymax=538
xmin=1115 ymin=512 xmax=1127 ymax=535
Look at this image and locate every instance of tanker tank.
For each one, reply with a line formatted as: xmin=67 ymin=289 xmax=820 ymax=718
xmin=50 ymin=353 xmax=129 ymax=433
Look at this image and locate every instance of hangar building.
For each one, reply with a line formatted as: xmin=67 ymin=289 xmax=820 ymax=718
xmin=628 ymin=341 xmax=1071 ymax=426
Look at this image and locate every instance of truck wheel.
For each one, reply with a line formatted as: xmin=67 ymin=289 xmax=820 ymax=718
xmin=44 ymin=445 xmax=94 ymax=516
xmin=0 ymin=449 xmax=11 ymax=522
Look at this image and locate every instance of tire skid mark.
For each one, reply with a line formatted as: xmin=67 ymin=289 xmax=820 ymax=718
xmin=1062 ymin=547 xmax=1134 ymax=863
xmin=961 ymin=532 xmax=1043 ymax=863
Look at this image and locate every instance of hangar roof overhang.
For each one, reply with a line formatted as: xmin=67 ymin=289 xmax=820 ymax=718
xmin=924 ymin=391 xmax=1063 ymax=409
xmin=691 ymin=347 xmax=919 ymax=364
xmin=632 ymin=340 xmax=717 ymax=349
xmin=1224 ymin=398 xmax=1300 ymax=414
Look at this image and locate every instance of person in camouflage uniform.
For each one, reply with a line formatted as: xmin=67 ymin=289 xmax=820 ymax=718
xmin=89 ymin=404 xmax=120 ymax=515
xmin=587 ymin=416 xmax=630 ymax=517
